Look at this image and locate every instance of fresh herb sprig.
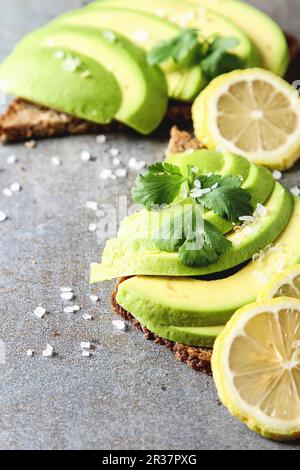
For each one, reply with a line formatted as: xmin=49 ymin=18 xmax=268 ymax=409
xmin=147 ymin=29 xmax=244 ymax=80
xmin=132 ymin=162 xmax=253 ymax=268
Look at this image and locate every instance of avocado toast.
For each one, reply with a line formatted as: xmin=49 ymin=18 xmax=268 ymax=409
xmin=91 ymin=129 xmax=300 ymax=373
xmin=0 ymin=0 xmax=297 ymax=143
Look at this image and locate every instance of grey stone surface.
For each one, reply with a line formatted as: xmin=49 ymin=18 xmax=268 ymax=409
xmin=0 ymin=0 xmax=300 ymax=450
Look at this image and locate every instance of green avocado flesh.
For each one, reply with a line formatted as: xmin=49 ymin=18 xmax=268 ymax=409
xmin=185 ymin=0 xmax=290 ymax=76
xmin=89 ymin=0 xmax=260 ymax=68
xmin=0 ymin=25 xmax=168 ymax=134
xmin=115 ymin=197 xmax=300 ymax=346
xmin=91 ymin=181 xmax=293 ymax=281
xmin=0 ymin=40 xmax=121 ymax=125
xmin=53 ymin=6 xmax=204 ymax=101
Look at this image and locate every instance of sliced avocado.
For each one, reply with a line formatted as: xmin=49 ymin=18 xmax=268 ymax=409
xmin=134 ymin=314 xmax=224 ymax=348
xmin=0 ymin=40 xmax=121 ymax=125
xmin=52 ymin=7 xmax=204 ymax=101
xmin=91 ymin=182 xmax=293 ymax=281
xmin=115 ymin=197 xmax=300 ymax=339
xmin=89 ymin=0 xmax=260 ymax=67
xmin=185 ymin=0 xmax=290 ymax=76
xmin=0 ymin=24 xmax=168 ymax=134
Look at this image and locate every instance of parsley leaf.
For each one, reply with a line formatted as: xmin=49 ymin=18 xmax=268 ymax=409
xmin=147 ymin=29 xmax=200 ymax=67
xmin=155 ymin=204 xmax=231 ymax=267
xmin=194 ymin=175 xmax=253 ymax=224
xmin=201 ymin=37 xmax=244 ymax=80
xmin=132 ymin=162 xmax=186 ymax=210
xmin=178 ymin=209 xmax=232 ymax=267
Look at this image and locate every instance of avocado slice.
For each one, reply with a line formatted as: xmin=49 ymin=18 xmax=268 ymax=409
xmin=89 ymin=0 xmax=261 ymax=68
xmin=52 ymin=7 xmax=204 ymax=102
xmin=185 ymin=0 xmax=290 ymax=76
xmin=0 ymin=39 xmax=121 ymax=125
xmin=0 ymin=25 xmax=168 ymax=134
xmin=91 ymin=182 xmax=293 ymax=281
xmin=115 ymin=197 xmax=300 ymax=341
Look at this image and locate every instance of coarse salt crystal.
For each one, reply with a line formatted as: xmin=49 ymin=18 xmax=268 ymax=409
xmin=290 ymin=186 xmax=300 ymax=196
xmin=82 ymin=350 xmax=91 ymax=357
xmin=109 ymin=148 xmax=120 ymax=158
xmin=112 ymin=157 xmax=120 ymax=166
xmin=63 ymin=56 xmax=81 ymax=72
xmin=90 ymin=295 xmax=99 ymax=302
xmin=112 ymin=320 xmax=127 ymax=331
xmin=51 ymin=156 xmax=61 ymax=167
xmin=115 ymin=168 xmax=127 ymax=178
xmin=131 ymin=29 xmax=149 ymax=45
xmin=61 ymin=292 xmax=74 ymax=301
xmin=86 ymin=201 xmax=98 ymax=211
xmin=96 ymin=134 xmax=106 ymax=144
xmin=256 ymin=203 xmax=268 ymax=217
xmin=7 ymin=155 xmax=17 ymax=164
xmin=100 ymin=168 xmax=116 ymax=180
xmin=26 ymin=349 xmax=34 ymax=357
xmin=60 ymin=287 xmax=72 ymax=292
xmin=34 ymin=307 xmax=47 ymax=319
xmin=54 ymin=50 xmax=64 ymax=60
xmin=10 ymin=182 xmax=21 ymax=193
xmin=80 ymin=341 xmax=91 ymax=350
xmin=64 ymin=305 xmax=80 ymax=313
xmin=128 ymin=157 xmax=146 ymax=172
xmin=88 ymin=223 xmax=97 ymax=232
xmin=3 ymin=188 xmax=12 ymax=197
xmin=82 ymin=313 xmax=92 ymax=320
xmin=81 ymin=70 xmax=91 ymax=79
xmin=239 ymin=215 xmax=254 ymax=223
xmin=273 ymin=170 xmax=282 ymax=181
xmin=42 ymin=344 xmax=54 ymax=357
xmin=0 ymin=211 xmax=7 ymax=222
xmin=80 ymin=150 xmax=91 ymax=162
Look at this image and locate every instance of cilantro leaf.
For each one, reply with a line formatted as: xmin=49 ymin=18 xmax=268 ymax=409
xmin=201 ymin=37 xmax=244 ymax=80
xmin=179 ymin=214 xmax=232 ymax=268
xmin=195 ymin=175 xmax=253 ymax=224
xmin=155 ymin=205 xmax=189 ymax=252
xmin=147 ymin=29 xmax=200 ymax=67
xmin=132 ymin=162 xmax=186 ymax=210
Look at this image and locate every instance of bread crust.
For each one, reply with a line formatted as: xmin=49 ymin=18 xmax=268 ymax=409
xmin=112 ymin=278 xmax=213 ymax=375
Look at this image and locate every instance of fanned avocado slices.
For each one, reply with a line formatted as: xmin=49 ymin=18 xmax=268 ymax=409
xmin=0 ymin=24 xmax=168 ymax=134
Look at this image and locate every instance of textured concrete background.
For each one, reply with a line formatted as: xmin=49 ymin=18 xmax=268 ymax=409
xmin=0 ymin=0 xmax=300 ymax=450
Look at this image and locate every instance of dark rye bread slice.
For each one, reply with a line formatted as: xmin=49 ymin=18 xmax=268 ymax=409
xmin=112 ymin=278 xmax=213 ymax=375
xmin=0 ymin=33 xmax=298 ymax=144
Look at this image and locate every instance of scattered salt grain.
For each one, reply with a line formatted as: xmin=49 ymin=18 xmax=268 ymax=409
xmin=109 ymin=148 xmax=120 ymax=158
xmin=86 ymin=201 xmax=98 ymax=211
xmin=90 ymin=295 xmax=99 ymax=303
xmin=10 ymin=182 xmax=21 ymax=193
xmin=3 ymin=188 xmax=12 ymax=197
xmin=256 ymin=203 xmax=268 ymax=217
xmin=82 ymin=350 xmax=91 ymax=357
xmin=112 ymin=157 xmax=120 ymax=166
xmin=25 ymin=140 xmax=37 ymax=149
xmin=272 ymin=170 xmax=282 ymax=181
xmin=80 ymin=341 xmax=91 ymax=350
xmin=131 ymin=29 xmax=149 ymax=45
xmin=7 ymin=155 xmax=17 ymax=164
xmin=0 ymin=211 xmax=7 ymax=222
xmin=290 ymin=186 xmax=300 ymax=196
xmin=239 ymin=215 xmax=254 ymax=223
xmin=115 ymin=168 xmax=127 ymax=178
xmin=112 ymin=320 xmax=127 ymax=331
xmin=88 ymin=223 xmax=97 ymax=232
xmin=64 ymin=305 xmax=80 ymax=313
xmin=61 ymin=292 xmax=74 ymax=301
xmin=100 ymin=168 xmax=116 ymax=180
xmin=102 ymin=30 xmax=116 ymax=43
xmin=51 ymin=156 xmax=61 ymax=167
xmin=81 ymin=70 xmax=91 ymax=79
xmin=42 ymin=344 xmax=54 ymax=357
xmin=96 ymin=134 xmax=106 ymax=144
xmin=26 ymin=349 xmax=34 ymax=357
xmin=60 ymin=287 xmax=72 ymax=293
xmin=54 ymin=50 xmax=64 ymax=60
xmin=128 ymin=157 xmax=146 ymax=172
xmin=82 ymin=313 xmax=92 ymax=321
xmin=34 ymin=307 xmax=47 ymax=319
xmin=80 ymin=150 xmax=91 ymax=162
xmin=63 ymin=56 xmax=81 ymax=72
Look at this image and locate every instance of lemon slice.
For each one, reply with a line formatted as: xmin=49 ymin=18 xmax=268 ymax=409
xmin=259 ymin=265 xmax=300 ymax=301
xmin=193 ymin=69 xmax=300 ymax=170
xmin=212 ymin=298 xmax=300 ymax=441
